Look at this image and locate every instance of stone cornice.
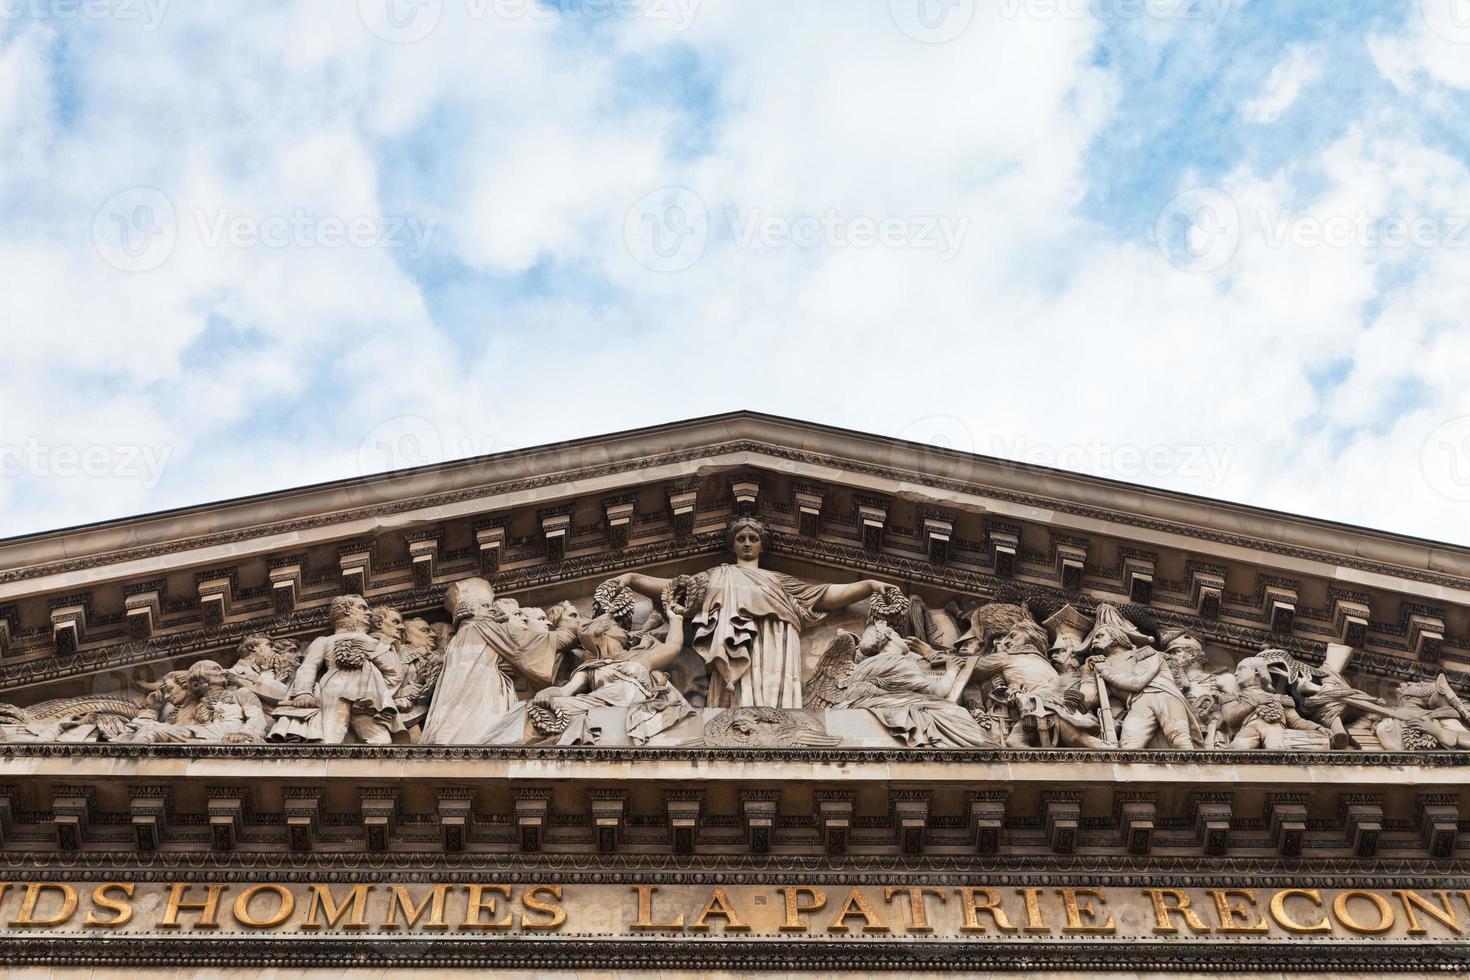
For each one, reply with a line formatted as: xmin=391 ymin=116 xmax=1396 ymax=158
xmin=2 ymin=411 xmax=1467 ymax=595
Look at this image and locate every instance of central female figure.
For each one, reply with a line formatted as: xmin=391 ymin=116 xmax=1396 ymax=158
xmin=614 ymin=517 xmax=892 ymax=708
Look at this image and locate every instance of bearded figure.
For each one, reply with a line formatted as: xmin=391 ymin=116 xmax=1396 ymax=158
xmin=1080 ymin=604 xmax=1199 ymax=750
xmin=1161 ymin=630 xmax=1237 ymax=748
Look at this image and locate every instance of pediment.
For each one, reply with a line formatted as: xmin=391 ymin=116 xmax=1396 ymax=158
xmin=0 ymin=411 xmax=1464 ymax=708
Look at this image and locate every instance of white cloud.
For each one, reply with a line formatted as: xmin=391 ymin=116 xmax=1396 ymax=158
xmin=1 ymin=2 xmax=1469 ymax=553
xmin=1242 ymin=44 xmax=1323 ymax=123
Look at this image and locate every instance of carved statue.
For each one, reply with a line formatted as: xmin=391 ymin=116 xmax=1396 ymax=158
xmin=1080 ymin=605 xmax=1199 ymax=750
xmin=419 ymin=579 xmax=578 ymax=745
xmin=820 ymin=623 xmax=1006 ymax=748
xmin=229 ymin=634 xmax=301 ymax=702
xmin=527 ymin=609 xmax=696 ymax=746
xmin=392 ymin=617 xmax=445 ymax=728
xmin=1161 ymin=630 xmax=1238 ymax=748
xmin=278 ymin=595 xmax=402 ymax=745
xmin=1224 ymin=657 xmax=1331 ymax=750
xmin=131 ymin=661 xmax=269 ymax=744
xmin=612 ymin=517 xmax=894 ymax=709
xmin=1397 ymin=675 xmax=1470 ymax=749
xmin=967 ymin=616 xmax=1110 ymax=749
xmin=0 ymin=694 xmax=142 ymax=742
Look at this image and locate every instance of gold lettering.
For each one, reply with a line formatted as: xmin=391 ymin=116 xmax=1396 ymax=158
xmin=232 ymin=884 xmax=295 ymax=929
xmin=1268 ymin=889 xmax=1330 ymax=934
xmin=778 ymin=886 xmax=826 ymax=933
xmin=1016 ymin=887 xmax=1050 ymax=932
xmin=690 ymin=888 xmax=750 ymax=932
xmin=11 ymin=883 xmax=77 ymax=927
xmin=1333 ymin=890 xmax=1394 ymax=935
xmin=159 ymin=884 xmax=225 ymax=930
xmin=956 ymin=888 xmax=1017 ymax=933
xmin=884 ymin=887 xmax=945 ymax=932
xmin=631 ymin=885 xmax=684 ymax=930
xmin=1396 ymin=890 xmax=1461 ymax=935
xmin=461 ymin=884 xmax=514 ymax=930
xmin=85 ymin=884 xmax=134 ymax=928
xmin=1144 ymin=888 xmax=1212 ymax=934
xmin=521 ymin=885 xmax=567 ymax=931
xmin=384 ymin=884 xmax=451 ymax=930
xmin=826 ymin=889 xmax=888 ymax=933
xmin=1057 ymin=888 xmax=1115 ymax=934
xmin=301 ymin=884 xmax=373 ymax=930
xmin=1206 ymin=889 xmax=1268 ymax=934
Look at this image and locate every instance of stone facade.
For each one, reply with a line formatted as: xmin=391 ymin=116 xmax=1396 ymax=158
xmin=0 ymin=412 xmax=1466 ymax=972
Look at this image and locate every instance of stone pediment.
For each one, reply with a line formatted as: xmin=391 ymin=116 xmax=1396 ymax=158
xmin=0 ymin=410 xmax=1464 ymax=707
xmin=2 ymin=412 xmax=1470 ymax=971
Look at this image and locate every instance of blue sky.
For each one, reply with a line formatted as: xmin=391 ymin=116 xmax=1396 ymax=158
xmin=2 ymin=0 xmax=1470 ymax=543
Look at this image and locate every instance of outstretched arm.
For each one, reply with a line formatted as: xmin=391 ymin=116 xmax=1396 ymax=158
xmin=815 ymin=579 xmax=891 ymax=612
xmin=612 ymin=573 xmax=672 ymax=599
xmin=631 ymin=615 xmax=688 ymax=673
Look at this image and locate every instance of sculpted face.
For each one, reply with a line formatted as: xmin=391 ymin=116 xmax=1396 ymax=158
xmin=548 ymin=602 xmax=583 ymax=631
xmin=1234 ymin=658 xmax=1268 ymax=690
xmin=371 ymin=607 xmax=405 ymax=641
xmin=733 ymin=527 xmax=764 ymax=562
xmin=520 ymin=607 xmax=550 ymax=634
xmin=161 ymin=674 xmax=189 ymax=707
xmin=237 ymin=636 xmax=271 ymax=662
xmin=858 ymin=624 xmax=907 ymax=660
xmin=336 ymin=595 xmax=372 ymax=632
xmin=403 ymin=618 xmax=436 ymax=651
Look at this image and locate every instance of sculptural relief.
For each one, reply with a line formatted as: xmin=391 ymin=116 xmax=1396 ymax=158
xmin=611 ymin=517 xmax=895 ymax=709
xmin=1 ymin=517 xmax=1465 ymax=753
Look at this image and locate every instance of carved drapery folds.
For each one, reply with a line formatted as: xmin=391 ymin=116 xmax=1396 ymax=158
xmin=1 ymin=516 xmax=1467 ymax=754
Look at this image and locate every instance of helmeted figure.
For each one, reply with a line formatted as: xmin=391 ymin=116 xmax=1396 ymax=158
xmin=1081 ymin=604 xmax=1199 ymax=749
xmin=967 ymin=616 xmax=1109 ymax=749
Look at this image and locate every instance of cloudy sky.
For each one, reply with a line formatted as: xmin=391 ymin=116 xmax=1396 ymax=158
xmin=1 ymin=0 xmax=1469 ymax=544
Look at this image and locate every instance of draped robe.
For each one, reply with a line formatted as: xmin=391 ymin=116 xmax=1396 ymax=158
xmin=420 ymin=617 xmax=567 ymax=744
xmin=691 ymin=565 xmax=827 ymax=709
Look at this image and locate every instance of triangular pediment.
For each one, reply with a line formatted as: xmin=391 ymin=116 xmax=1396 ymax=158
xmin=0 ymin=411 xmax=1464 ymax=706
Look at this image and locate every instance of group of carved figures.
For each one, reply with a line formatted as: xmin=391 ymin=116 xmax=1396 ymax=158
xmin=2 ymin=517 xmax=1467 ymax=751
